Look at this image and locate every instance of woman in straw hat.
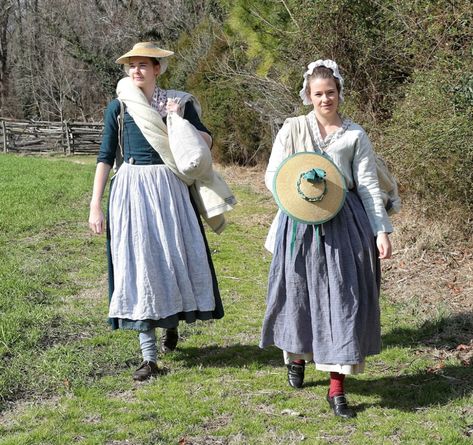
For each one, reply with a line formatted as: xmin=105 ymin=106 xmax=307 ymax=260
xmin=260 ymin=60 xmax=393 ymax=418
xmin=88 ymin=42 xmax=224 ymax=381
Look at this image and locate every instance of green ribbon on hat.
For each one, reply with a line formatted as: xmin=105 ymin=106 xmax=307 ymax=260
xmin=289 ymin=168 xmax=326 ymax=255
xmin=290 ymin=221 xmax=321 ymax=256
xmin=296 ymin=168 xmax=327 ymax=202
xmin=304 ymin=168 xmax=326 ymax=183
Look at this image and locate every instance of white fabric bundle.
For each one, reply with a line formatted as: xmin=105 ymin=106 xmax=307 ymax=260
xmin=116 ymin=77 xmax=237 ymax=234
xmin=166 ymin=112 xmax=213 ymax=182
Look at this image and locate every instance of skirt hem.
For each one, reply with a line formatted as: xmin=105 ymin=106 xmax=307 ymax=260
xmin=108 ymin=308 xmax=224 ymax=331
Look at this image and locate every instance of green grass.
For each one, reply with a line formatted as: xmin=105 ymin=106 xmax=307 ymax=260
xmin=0 ymin=154 xmax=472 ymax=444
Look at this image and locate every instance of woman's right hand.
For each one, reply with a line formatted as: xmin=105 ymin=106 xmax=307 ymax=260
xmin=89 ymin=162 xmax=112 ymax=235
xmin=89 ymin=204 xmax=105 ymax=235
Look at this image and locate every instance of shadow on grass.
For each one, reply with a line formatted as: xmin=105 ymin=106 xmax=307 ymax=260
xmin=364 ymin=311 xmax=473 ymax=411
xmin=349 ymin=364 xmax=472 ymax=412
xmin=382 ymin=311 xmax=473 ymax=348
xmin=172 ymin=343 xmax=282 ymax=368
xmin=171 ymin=312 xmax=473 ymax=412
xmin=172 ymin=343 xmax=472 ymax=411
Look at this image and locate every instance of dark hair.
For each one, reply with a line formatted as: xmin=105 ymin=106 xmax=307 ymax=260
xmin=126 ymin=57 xmax=160 ymax=66
xmin=305 ymin=66 xmax=341 ymax=98
xmin=125 ymin=57 xmax=160 ymax=66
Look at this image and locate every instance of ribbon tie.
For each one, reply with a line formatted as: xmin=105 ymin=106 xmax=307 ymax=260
xmin=296 ymin=168 xmax=327 ymax=202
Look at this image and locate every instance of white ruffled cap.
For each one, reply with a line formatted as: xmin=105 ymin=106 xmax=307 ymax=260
xmin=299 ymin=59 xmax=345 ymax=105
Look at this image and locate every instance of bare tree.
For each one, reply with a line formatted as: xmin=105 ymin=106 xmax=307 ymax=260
xmin=0 ymin=0 xmax=14 ymax=112
xmin=2 ymin=0 xmax=215 ymax=120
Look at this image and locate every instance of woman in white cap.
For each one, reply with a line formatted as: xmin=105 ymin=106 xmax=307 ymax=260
xmin=260 ymin=60 xmax=393 ymax=417
xmin=88 ymin=42 xmax=224 ymax=381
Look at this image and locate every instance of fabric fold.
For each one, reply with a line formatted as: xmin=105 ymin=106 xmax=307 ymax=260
xmin=115 ymin=77 xmax=236 ymax=233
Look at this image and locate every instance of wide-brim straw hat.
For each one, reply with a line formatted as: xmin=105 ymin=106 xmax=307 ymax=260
xmin=115 ymin=42 xmax=174 ymax=74
xmin=273 ymin=152 xmax=346 ymax=225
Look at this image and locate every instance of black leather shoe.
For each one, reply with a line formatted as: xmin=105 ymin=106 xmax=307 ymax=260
xmin=286 ymin=362 xmax=305 ymax=388
xmin=326 ymin=393 xmax=357 ymax=418
xmin=160 ymin=327 xmax=179 ymax=354
xmin=133 ymin=361 xmax=159 ymax=381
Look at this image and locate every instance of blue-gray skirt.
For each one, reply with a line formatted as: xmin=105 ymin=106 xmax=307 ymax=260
xmin=260 ymin=190 xmax=381 ymax=365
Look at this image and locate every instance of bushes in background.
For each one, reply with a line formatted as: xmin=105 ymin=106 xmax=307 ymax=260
xmin=382 ymin=64 xmax=473 ymax=217
xmin=1 ymin=0 xmax=471 ymax=224
xmin=180 ymin=0 xmax=472 ymax=224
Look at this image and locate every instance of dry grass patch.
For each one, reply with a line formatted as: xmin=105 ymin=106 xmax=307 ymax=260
xmin=384 ymin=196 xmax=473 ymax=314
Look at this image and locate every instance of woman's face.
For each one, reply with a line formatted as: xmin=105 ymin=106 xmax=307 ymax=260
xmin=309 ymin=77 xmax=339 ymax=118
xmin=128 ymin=56 xmax=160 ymax=90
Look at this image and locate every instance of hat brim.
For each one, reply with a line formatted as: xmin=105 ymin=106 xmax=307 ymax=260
xmin=115 ymin=48 xmax=174 ymax=65
xmin=273 ymin=152 xmax=346 ymax=225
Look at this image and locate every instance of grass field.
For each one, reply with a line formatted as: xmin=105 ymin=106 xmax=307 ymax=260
xmin=0 ymin=154 xmax=472 ymax=444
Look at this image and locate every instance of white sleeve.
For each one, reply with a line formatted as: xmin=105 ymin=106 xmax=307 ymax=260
xmin=265 ymin=120 xmax=292 ymax=192
xmin=352 ymin=131 xmax=393 ymax=234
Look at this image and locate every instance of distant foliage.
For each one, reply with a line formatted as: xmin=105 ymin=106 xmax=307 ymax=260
xmin=0 ymin=0 xmax=471 ymax=220
xmin=383 ymin=65 xmax=473 ymax=217
xmin=0 ymin=0 xmax=212 ymax=120
xmin=194 ymin=0 xmax=472 ymax=222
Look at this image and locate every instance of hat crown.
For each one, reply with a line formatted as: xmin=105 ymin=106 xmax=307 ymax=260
xmin=133 ymin=42 xmax=159 ymax=50
xmin=115 ymin=41 xmax=174 ymax=72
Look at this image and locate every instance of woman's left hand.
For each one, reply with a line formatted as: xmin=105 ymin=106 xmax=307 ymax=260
xmin=377 ymin=232 xmax=392 ymax=259
xmin=166 ymin=98 xmax=181 ymax=115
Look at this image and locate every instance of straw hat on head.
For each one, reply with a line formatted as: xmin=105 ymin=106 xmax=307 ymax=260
xmin=116 ymin=42 xmax=174 ymax=74
xmin=273 ymin=152 xmax=346 ymax=225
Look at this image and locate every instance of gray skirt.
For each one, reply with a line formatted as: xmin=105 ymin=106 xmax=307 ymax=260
xmin=260 ymin=191 xmax=381 ymax=365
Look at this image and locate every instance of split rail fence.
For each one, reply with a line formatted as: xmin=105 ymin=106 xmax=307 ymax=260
xmin=0 ymin=117 xmax=104 ymax=155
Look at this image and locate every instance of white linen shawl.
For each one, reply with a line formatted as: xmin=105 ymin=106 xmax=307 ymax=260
xmin=116 ymin=77 xmax=236 ymax=233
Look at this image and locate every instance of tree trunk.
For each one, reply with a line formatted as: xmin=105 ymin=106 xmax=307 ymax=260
xmin=0 ymin=2 xmax=12 ymax=112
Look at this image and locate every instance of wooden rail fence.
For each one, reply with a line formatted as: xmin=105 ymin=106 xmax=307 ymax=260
xmin=0 ymin=117 xmax=104 ymax=155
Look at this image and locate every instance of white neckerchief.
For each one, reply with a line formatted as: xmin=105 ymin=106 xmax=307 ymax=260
xmin=151 ymin=87 xmax=168 ymax=117
xmin=309 ymin=111 xmax=350 ymax=153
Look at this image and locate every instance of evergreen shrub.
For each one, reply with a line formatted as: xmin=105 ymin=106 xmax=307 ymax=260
xmin=383 ymin=65 xmax=473 ymax=220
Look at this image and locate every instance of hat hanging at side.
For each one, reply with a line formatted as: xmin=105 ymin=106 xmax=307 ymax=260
xmin=273 ymin=152 xmax=346 ymax=225
xmin=116 ymin=42 xmax=174 ymax=75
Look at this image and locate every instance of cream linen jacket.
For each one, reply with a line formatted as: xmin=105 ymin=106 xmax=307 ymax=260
xmin=265 ymin=113 xmax=393 ymax=253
